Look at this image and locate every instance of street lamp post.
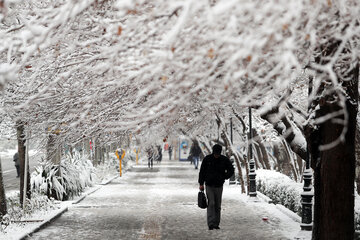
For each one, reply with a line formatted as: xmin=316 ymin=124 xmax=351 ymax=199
xmin=301 ymin=154 xmax=313 ymax=230
xmin=301 ymin=76 xmax=314 ymax=230
xmin=248 ymin=107 xmax=257 ymax=197
xmin=230 ymin=117 xmax=233 ymax=144
xmin=229 ymin=117 xmax=236 ymax=184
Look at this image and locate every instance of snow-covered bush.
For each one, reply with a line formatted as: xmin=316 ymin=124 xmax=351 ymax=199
xmin=256 ymin=169 xmax=303 ymax=215
xmin=1 ymin=192 xmax=55 ymax=232
xmin=122 ymin=149 xmax=136 ymax=169
xmin=94 ymin=153 xmax=119 ymax=183
xmin=31 ymin=152 xmax=94 ymax=201
xmin=258 ymin=169 xmax=360 ymax=230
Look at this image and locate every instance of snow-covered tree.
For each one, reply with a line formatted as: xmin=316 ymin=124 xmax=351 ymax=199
xmin=0 ymin=0 xmax=359 ymax=238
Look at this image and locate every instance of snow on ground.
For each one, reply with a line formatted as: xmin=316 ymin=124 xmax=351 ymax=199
xmin=0 ymin=185 xmax=101 ymax=240
xmin=26 ymin=157 xmax=307 ymax=240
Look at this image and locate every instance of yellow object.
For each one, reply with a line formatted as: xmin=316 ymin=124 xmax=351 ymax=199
xmin=135 ymin=149 xmax=140 ymax=165
xmin=115 ymin=150 xmax=125 ymax=177
xmin=121 ymin=149 xmax=125 ymax=160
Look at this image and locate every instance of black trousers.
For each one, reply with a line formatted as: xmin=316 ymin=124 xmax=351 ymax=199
xmin=15 ymin=165 xmax=20 ymax=177
xmin=148 ymin=157 xmax=153 ymax=168
xmin=206 ymin=185 xmax=223 ymax=228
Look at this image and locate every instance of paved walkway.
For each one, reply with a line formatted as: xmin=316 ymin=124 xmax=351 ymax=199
xmin=29 ymin=157 xmax=299 ymax=240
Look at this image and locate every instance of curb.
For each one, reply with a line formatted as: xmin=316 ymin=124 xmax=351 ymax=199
xmin=19 ymin=206 xmax=68 ymax=240
xmin=256 ymin=191 xmax=273 ymax=204
xmin=100 ymin=175 xmax=119 ymax=185
xmin=256 ymin=191 xmax=301 ymax=223
xmin=73 ymin=174 xmax=119 ymax=205
xmin=275 ymin=204 xmax=301 ymax=223
xmin=72 ymin=186 xmax=102 ymax=204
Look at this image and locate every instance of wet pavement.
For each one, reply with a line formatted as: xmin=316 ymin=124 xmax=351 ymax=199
xmin=28 ymin=157 xmax=299 ymax=240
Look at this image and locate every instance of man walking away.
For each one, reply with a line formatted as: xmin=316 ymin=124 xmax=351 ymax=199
xmin=13 ymin=152 xmax=20 ymax=178
xmin=190 ymin=142 xmax=202 ymax=169
xmin=198 ymin=144 xmax=234 ymax=230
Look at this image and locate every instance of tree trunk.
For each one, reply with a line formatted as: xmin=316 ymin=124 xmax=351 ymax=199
xmin=106 ymin=145 xmax=110 ymax=161
xmin=220 ymin=131 xmax=246 ymax=193
xmin=0 ymin=157 xmax=7 ymax=218
xmin=84 ymin=138 xmax=90 ymax=157
xmin=355 ymin=126 xmax=360 ymax=194
xmin=102 ymin=146 xmax=105 ymax=164
xmin=273 ymin=141 xmax=293 ymax=177
xmin=282 ymin=140 xmax=299 ymax=182
xmin=17 ymin=121 xmax=31 ymax=205
xmin=253 ymin=142 xmax=265 ymax=169
xmin=47 ymin=133 xmax=61 ymax=176
xmin=296 ymin=154 xmax=304 ymax=181
xmin=310 ymin=60 xmax=358 ymax=239
xmin=258 ymin=141 xmax=271 ymax=170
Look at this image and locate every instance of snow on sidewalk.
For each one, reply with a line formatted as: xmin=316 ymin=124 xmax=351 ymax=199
xmin=28 ymin=159 xmax=303 ymax=240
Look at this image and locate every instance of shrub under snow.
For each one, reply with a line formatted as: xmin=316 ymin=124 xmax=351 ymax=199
xmin=257 ymin=169 xmax=360 ymax=231
xmin=31 ymin=152 xmax=94 ymax=201
xmin=256 ymin=169 xmax=303 ymax=216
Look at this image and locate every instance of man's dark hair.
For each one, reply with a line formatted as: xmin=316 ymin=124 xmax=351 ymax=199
xmin=212 ymin=144 xmax=222 ymax=155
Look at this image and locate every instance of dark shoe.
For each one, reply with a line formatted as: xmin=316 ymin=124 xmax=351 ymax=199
xmin=16 ymin=176 xmax=20 ymax=178
xmin=214 ymin=226 xmax=220 ymax=230
xmin=208 ymin=227 xmax=214 ymax=230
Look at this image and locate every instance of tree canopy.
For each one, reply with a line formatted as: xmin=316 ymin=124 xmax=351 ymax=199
xmin=0 ymin=0 xmax=359 ymax=146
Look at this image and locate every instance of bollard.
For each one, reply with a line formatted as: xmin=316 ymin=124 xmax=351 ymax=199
xmin=300 ymin=168 xmax=313 ymax=230
xmin=229 ymin=156 xmax=236 ymax=185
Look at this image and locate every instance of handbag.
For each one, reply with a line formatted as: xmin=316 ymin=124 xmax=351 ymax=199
xmin=198 ymin=191 xmax=207 ymax=209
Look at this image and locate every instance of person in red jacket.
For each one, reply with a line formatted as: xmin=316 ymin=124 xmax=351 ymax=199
xmin=198 ymin=144 xmax=234 ymax=230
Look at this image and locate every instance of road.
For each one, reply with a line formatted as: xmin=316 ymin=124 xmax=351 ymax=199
xmin=0 ymin=151 xmax=41 ymax=193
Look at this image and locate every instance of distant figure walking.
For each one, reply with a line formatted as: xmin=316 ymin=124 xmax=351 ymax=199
xmin=198 ymin=144 xmax=234 ymax=230
xmin=190 ymin=142 xmax=202 ymax=169
xmin=146 ymin=146 xmax=154 ymax=169
xmin=168 ymin=145 xmax=173 ymax=160
xmin=13 ymin=152 xmax=20 ymax=178
xmin=156 ymin=145 xmax=162 ymax=163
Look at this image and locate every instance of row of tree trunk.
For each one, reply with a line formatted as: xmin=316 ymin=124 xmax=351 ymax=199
xmin=0 ymin=125 xmax=124 ymax=218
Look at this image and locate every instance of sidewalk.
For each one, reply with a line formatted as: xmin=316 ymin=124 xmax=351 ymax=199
xmin=28 ymin=157 xmax=301 ymax=240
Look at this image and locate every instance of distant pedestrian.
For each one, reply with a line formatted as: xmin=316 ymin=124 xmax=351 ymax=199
xmin=198 ymin=144 xmax=234 ymax=230
xmin=156 ymin=145 xmax=162 ymax=163
xmin=168 ymin=145 xmax=173 ymax=160
xmin=13 ymin=152 xmax=20 ymax=178
xmin=146 ymin=146 xmax=154 ymax=169
xmin=190 ymin=141 xmax=202 ymax=169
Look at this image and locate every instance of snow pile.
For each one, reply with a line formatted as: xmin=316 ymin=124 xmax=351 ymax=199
xmin=256 ymin=169 xmax=303 ymax=216
xmin=354 ymin=195 xmax=360 ymax=231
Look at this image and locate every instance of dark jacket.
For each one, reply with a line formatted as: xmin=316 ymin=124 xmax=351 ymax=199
xmin=190 ymin=144 xmax=202 ymax=157
xmin=13 ymin=152 xmax=19 ymax=166
xmin=198 ymin=154 xmax=234 ymax=187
